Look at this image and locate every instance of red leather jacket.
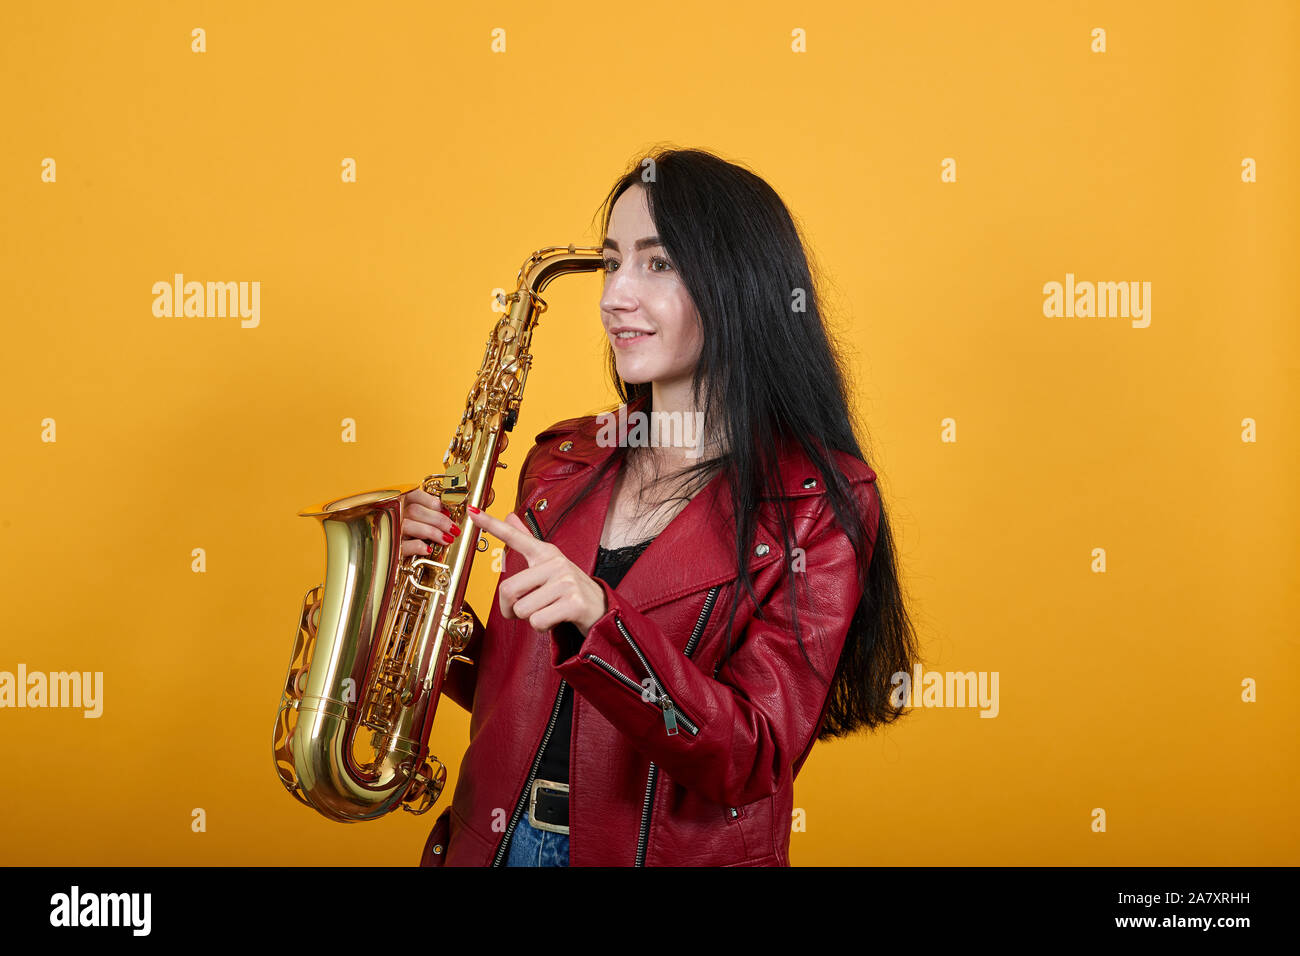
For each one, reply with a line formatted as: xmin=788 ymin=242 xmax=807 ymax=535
xmin=419 ymin=397 xmax=879 ymax=867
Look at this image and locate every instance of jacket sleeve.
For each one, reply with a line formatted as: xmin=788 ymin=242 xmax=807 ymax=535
xmin=550 ymin=480 xmax=879 ymax=808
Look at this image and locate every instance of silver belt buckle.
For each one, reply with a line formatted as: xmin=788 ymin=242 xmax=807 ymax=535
xmin=528 ymin=778 xmax=570 ymax=834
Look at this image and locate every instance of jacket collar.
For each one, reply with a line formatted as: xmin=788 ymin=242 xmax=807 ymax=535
xmin=517 ymin=393 xmax=843 ymax=615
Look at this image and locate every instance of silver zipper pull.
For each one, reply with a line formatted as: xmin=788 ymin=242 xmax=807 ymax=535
xmin=660 ymin=696 xmax=678 ymax=736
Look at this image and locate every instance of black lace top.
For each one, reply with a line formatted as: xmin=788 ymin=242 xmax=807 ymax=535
xmin=592 ymin=539 xmax=656 ymax=585
xmin=534 ymin=536 xmax=656 ymax=786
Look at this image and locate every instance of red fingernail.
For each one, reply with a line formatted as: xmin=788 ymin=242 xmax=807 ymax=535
xmin=450 ymin=524 xmax=461 ymax=535
xmin=426 ymin=544 xmax=433 ymax=554
xmin=467 ymin=505 xmax=481 ymax=514
xmin=442 ymin=532 xmax=454 ymax=543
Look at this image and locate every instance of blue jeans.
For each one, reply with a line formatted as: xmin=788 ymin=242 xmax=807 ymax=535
xmin=505 ymin=816 xmax=569 ymax=867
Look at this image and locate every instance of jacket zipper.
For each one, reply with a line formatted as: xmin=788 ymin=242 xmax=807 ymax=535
xmin=491 ymin=505 xmax=562 ymax=867
xmin=633 ymin=584 xmax=720 ymax=866
xmin=583 ymin=654 xmax=700 ymax=736
xmin=521 ymin=506 xmax=543 ymax=541
xmin=612 ymin=615 xmax=704 ymax=737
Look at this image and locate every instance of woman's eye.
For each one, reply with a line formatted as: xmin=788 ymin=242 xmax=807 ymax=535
xmin=602 ymin=255 xmax=671 ymax=273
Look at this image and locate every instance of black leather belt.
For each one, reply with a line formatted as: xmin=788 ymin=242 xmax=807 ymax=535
xmin=528 ymin=778 xmax=569 ymax=834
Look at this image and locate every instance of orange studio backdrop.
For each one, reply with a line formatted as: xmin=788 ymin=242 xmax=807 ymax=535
xmin=1 ymin=0 xmax=1296 ymax=866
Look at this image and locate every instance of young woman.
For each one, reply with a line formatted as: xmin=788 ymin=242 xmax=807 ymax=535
xmin=401 ymin=147 xmax=918 ymax=867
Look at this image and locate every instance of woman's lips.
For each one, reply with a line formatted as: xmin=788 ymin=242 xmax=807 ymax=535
xmin=611 ymin=330 xmax=655 ymax=350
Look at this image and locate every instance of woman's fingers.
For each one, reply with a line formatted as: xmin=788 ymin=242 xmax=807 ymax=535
xmin=400 ymin=487 xmax=460 ymax=551
xmin=405 ymin=488 xmax=443 ymax=511
xmin=497 ymin=560 xmax=556 ymax=619
xmin=403 ymin=518 xmax=451 ymax=542
xmin=508 ymin=577 xmax=571 ymax=625
xmin=408 ymin=505 xmax=458 ymax=534
xmin=399 ymin=521 xmax=458 ymax=556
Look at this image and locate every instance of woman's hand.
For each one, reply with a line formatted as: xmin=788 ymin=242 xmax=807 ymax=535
xmin=399 ymin=432 xmax=509 ymax=557
xmin=465 ymin=505 xmax=608 ymax=636
xmin=399 ymin=487 xmax=461 ymax=557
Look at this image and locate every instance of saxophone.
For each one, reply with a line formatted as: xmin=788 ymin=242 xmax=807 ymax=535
xmin=272 ymin=245 xmax=605 ymax=823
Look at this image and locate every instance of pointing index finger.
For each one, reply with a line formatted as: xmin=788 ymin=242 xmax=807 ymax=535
xmin=466 ymin=506 xmax=546 ymax=564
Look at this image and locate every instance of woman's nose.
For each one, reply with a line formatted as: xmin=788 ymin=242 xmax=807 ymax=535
xmin=600 ymin=269 xmax=637 ymax=312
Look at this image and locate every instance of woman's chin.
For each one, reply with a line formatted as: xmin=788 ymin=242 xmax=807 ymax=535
xmin=614 ymin=364 xmax=653 ymax=386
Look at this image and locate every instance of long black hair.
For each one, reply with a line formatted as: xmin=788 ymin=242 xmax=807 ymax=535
xmin=545 ymin=145 xmax=919 ymax=738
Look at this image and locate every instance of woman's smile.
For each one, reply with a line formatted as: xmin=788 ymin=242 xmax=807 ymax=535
xmin=610 ymin=327 xmax=656 ymax=349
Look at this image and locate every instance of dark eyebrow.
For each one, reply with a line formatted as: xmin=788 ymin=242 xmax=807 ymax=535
xmin=602 ymin=235 xmax=663 ymax=252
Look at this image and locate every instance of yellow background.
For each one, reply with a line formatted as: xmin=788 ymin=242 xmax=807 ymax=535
xmin=1 ymin=0 xmax=1296 ymax=865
